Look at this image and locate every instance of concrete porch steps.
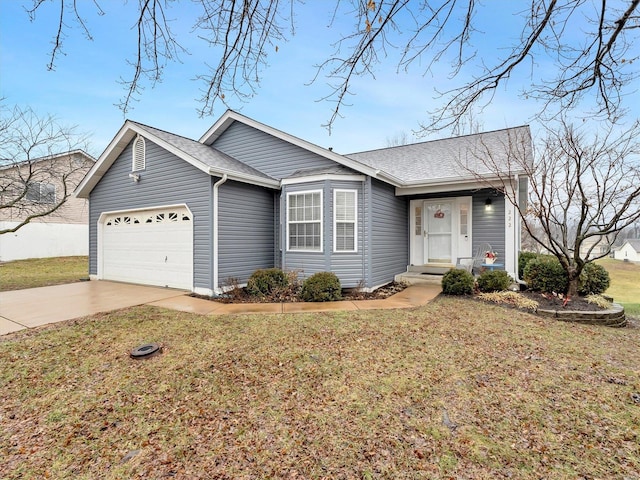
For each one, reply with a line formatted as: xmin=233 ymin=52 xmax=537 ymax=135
xmin=395 ymin=271 xmax=444 ymax=286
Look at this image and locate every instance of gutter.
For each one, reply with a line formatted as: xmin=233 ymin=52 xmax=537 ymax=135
xmin=213 ymin=174 xmax=228 ymax=295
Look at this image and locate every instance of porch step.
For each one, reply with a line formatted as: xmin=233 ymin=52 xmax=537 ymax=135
xmin=395 ymin=272 xmax=444 ymax=286
xmin=407 ymin=264 xmax=454 ymax=275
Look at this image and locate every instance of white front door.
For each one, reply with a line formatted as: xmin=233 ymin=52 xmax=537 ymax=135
xmin=424 ymin=201 xmax=453 ymax=263
xmin=410 ymin=197 xmax=472 ymax=265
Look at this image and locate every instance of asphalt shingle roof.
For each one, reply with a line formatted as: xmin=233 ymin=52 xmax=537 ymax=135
xmin=347 ymin=126 xmax=532 ymax=184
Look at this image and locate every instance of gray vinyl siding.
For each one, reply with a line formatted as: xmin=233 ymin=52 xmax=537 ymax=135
xmin=212 ymin=122 xmax=337 ymax=179
xmin=472 ymin=191 xmax=505 ymax=261
xmin=217 ymin=180 xmax=276 ymax=287
xmin=370 ymin=179 xmax=408 ymax=287
xmin=89 ymin=138 xmax=212 ymax=289
xmin=281 ymin=181 xmax=328 ymax=279
xmin=329 ymin=180 xmax=366 ymax=288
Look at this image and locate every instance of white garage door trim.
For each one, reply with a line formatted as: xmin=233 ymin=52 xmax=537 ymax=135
xmin=98 ymin=204 xmax=194 ymax=290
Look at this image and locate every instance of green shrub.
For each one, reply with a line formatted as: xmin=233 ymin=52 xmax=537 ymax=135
xmin=523 ymin=257 xmax=568 ymax=294
xmin=300 ymin=272 xmax=342 ymax=302
xmin=477 ymin=270 xmax=512 ymax=293
xmin=247 ymin=268 xmax=289 ymax=297
xmin=441 ymin=268 xmax=475 ymax=296
xmin=518 ymin=251 xmax=539 ymax=279
xmin=578 ymin=263 xmax=610 ymax=296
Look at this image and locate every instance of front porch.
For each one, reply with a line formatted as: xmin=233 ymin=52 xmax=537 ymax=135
xmin=394 ymin=265 xmax=450 ymax=285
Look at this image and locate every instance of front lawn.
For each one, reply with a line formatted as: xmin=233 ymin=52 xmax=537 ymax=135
xmin=1 ymin=298 xmax=639 ymax=479
xmin=599 ymin=258 xmax=640 ymax=317
xmin=0 ymin=256 xmax=88 ymax=291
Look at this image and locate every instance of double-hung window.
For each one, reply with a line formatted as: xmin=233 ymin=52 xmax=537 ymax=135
xmin=287 ymin=191 xmax=322 ymax=251
xmin=26 ymin=182 xmax=56 ymax=204
xmin=334 ymin=189 xmax=357 ymax=252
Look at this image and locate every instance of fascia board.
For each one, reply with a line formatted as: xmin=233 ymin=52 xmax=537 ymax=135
xmin=281 ymin=174 xmax=366 ymax=186
xmin=207 ymin=168 xmax=280 ymax=189
xmin=75 ymin=121 xmax=138 ymax=198
xmin=395 ymin=176 xmax=517 ymax=196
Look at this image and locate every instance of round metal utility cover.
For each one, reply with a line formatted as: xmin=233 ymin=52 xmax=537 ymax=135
xmin=130 ymin=343 xmax=161 ymax=359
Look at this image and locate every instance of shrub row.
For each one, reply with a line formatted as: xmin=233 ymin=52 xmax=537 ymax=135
xmin=246 ymin=268 xmax=342 ymax=302
xmin=442 ymin=252 xmax=610 ymax=297
xmin=442 ymin=268 xmax=513 ymax=295
xmin=521 ymin=253 xmax=610 ymax=295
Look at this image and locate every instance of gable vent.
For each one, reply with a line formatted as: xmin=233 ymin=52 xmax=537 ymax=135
xmin=132 ymin=135 xmax=146 ymax=171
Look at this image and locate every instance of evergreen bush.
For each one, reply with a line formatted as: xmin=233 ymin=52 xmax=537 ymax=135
xmin=518 ymin=251 xmax=539 ymax=279
xmin=477 ymin=270 xmax=512 ymax=293
xmin=578 ymin=263 xmax=610 ymax=296
xmin=247 ymin=268 xmax=289 ymax=297
xmin=441 ymin=268 xmax=475 ymax=295
xmin=300 ymin=272 xmax=342 ymax=302
xmin=523 ymin=257 xmax=568 ymax=294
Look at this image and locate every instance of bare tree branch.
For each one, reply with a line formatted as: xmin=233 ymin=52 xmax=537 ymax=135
xmin=462 ymin=118 xmax=640 ymax=296
xmin=0 ymin=104 xmax=93 ymax=235
xmin=23 ymin=0 xmax=640 ymax=130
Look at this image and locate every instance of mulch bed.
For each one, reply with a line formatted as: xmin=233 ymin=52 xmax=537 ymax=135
xmin=191 ymin=281 xmax=409 ymax=304
xmin=519 ymin=291 xmax=606 ymax=312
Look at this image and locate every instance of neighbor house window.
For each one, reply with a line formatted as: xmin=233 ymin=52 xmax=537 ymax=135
xmin=334 ymin=189 xmax=357 ymax=252
xmin=26 ymin=182 xmax=56 ymax=204
xmin=132 ymin=135 xmax=146 ymax=171
xmin=287 ymin=191 xmax=322 ymax=251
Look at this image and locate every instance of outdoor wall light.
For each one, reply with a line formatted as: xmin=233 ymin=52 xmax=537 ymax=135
xmin=129 ymin=173 xmax=141 ymax=182
xmin=485 ymin=197 xmax=492 ymax=207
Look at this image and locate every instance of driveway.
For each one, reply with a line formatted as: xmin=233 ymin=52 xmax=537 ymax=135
xmin=0 ymin=281 xmax=186 ymax=335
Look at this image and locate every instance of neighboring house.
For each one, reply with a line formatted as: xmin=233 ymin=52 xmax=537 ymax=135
xmin=75 ymin=110 xmax=532 ymax=295
xmin=578 ymin=236 xmax=613 ymax=260
xmin=0 ymin=150 xmax=95 ymax=262
xmin=613 ymin=239 xmax=640 ymax=262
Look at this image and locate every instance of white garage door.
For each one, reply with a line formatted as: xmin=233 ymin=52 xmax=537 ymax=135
xmin=101 ymin=206 xmax=193 ymax=290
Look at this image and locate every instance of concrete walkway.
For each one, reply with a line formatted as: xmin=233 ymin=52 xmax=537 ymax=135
xmin=0 ymin=281 xmax=441 ymax=336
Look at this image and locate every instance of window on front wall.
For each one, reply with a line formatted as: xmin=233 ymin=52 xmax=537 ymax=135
xmin=287 ymin=191 xmax=322 ymax=251
xmin=26 ymin=182 xmax=56 ymax=204
xmin=132 ymin=135 xmax=146 ymax=171
xmin=334 ymin=189 xmax=357 ymax=252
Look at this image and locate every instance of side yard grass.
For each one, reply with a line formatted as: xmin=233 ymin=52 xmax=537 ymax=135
xmin=598 ymin=258 xmax=640 ymax=317
xmin=1 ymin=298 xmax=639 ymax=479
xmin=0 ymin=256 xmax=88 ymax=291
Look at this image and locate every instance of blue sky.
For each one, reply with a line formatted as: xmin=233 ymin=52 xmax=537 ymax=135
xmin=1 ymin=1 xmax=630 ymax=158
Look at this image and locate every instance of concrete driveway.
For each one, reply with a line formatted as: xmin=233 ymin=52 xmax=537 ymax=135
xmin=0 ymin=281 xmax=186 ymax=335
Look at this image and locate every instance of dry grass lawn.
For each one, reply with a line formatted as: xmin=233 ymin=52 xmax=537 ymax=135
xmin=599 ymin=258 xmax=640 ymax=317
xmin=1 ymin=298 xmax=639 ymax=479
xmin=0 ymin=256 xmax=88 ymax=291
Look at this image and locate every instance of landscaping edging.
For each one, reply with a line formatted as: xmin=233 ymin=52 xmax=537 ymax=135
xmin=537 ymin=303 xmax=626 ymax=327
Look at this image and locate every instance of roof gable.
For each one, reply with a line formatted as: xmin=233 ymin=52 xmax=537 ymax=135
xmin=75 ymin=120 xmax=279 ymax=198
xmin=199 ymin=110 xmax=392 ymax=182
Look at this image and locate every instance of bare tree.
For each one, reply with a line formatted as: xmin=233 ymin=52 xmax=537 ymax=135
xmin=22 ymin=0 xmax=640 ymax=130
xmin=468 ymin=119 xmax=640 ymax=297
xmin=0 ymin=104 xmax=92 ymax=235
xmin=385 ymin=131 xmax=413 ymax=147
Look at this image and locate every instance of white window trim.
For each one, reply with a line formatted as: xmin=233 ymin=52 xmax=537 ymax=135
xmin=286 ymin=189 xmax=323 ymax=253
xmin=333 ymin=189 xmax=357 ymax=253
xmin=132 ymin=135 xmax=146 ymax=171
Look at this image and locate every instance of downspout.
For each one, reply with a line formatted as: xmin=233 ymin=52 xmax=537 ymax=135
xmin=514 ymin=174 xmax=526 ymax=286
xmin=213 ymin=174 xmax=228 ymax=295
